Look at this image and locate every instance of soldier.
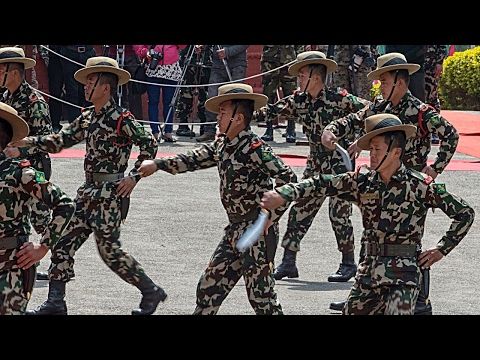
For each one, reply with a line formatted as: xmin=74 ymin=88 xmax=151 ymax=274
xmin=175 ymin=45 xmax=212 ymax=138
xmin=261 ymin=114 xmax=475 ymax=315
xmin=0 ymin=102 xmax=74 ymax=314
xmin=0 ymin=46 xmax=54 ymax=281
xmin=259 ymin=45 xmax=298 ymax=143
xmin=425 ymin=45 xmax=448 ymax=145
xmin=254 ymin=51 xmax=369 ymax=283
xmin=138 ymin=83 xmax=297 ymax=314
xmin=322 ymin=52 xmax=460 ymax=314
xmin=10 ymin=57 xmax=166 ymax=315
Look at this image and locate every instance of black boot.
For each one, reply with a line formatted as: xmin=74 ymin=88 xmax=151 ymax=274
xmin=132 ymin=278 xmax=168 ymax=315
xmin=36 ymin=271 xmax=49 ymax=281
xmin=328 ymin=252 xmax=357 ymax=282
xmin=273 ymin=249 xmax=299 ymax=280
xmin=285 ymin=119 xmax=296 ymax=143
xmin=329 ymin=300 xmax=346 ymax=312
xmin=26 ymin=280 xmax=67 ymax=315
xmin=176 ymin=125 xmax=195 ymax=137
xmin=261 ymin=121 xmax=274 ymax=142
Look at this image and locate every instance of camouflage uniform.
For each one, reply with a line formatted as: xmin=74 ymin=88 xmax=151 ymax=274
xmin=3 ymin=80 xmax=53 ymax=234
xmin=153 ymin=129 xmax=297 ymax=314
xmin=0 ymin=154 xmax=74 ymax=314
xmin=425 ymin=45 xmax=448 ymax=112
xmin=274 ymin=164 xmax=475 ymax=314
xmin=325 ymin=91 xmax=459 ymax=174
xmin=23 ymin=100 xmax=158 ymax=287
xmin=255 ymin=88 xmax=368 ymax=254
xmin=175 ymin=45 xmax=212 ymax=135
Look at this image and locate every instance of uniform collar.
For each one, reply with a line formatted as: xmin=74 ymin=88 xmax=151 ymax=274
xmin=225 ymin=128 xmax=251 ymax=148
xmin=6 ymin=80 xmax=30 ymax=102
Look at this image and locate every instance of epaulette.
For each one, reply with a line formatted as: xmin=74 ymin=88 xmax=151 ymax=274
xmin=19 ymin=159 xmax=31 ymax=168
xmin=339 ymin=88 xmax=349 ymax=97
xmin=417 ymin=103 xmax=436 ymax=138
xmin=250 ymin=138 xmax=263 ymax=150
xmin=28 ymin=92 xmax=39 ymax=103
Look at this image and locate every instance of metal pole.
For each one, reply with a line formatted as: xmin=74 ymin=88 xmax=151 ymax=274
xmin=116 ymin=45 xmax=125 ymax=106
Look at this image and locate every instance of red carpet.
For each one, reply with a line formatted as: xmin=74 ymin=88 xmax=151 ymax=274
xmin=441 ymin=110 xmax=480 ymax=158
xmin=51 ymin=149 xmax=480 ymax=171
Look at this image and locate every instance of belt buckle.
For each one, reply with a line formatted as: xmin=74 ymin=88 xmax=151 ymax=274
xmin=78 ymin=46 xmax=86 ymax=53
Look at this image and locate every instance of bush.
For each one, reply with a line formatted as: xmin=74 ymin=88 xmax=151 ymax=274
xmin=439 ymin=46 xmax=480 ymax=110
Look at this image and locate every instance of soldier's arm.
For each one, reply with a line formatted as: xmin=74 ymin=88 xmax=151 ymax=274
xmin=425 ymin=183 xmax=475 ymax=256
xmin=324 ymin=101 xmax=372 ymax=140
xmin=19 ymin=100 xmax=52 ymax=158
xmin=20 ymin=168 xmax=75 ymax=249
xmin=154 ymin=141 xmax=218 ymax=175
xmin=252 ymin=95 xmax=297 ymax=123
xmin=121 ymin=115 xmax=158 ymax=182
xmin=423 ymin=111 xmax=459 ymax=174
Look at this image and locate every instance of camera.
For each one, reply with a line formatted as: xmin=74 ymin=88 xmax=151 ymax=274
xmin=348 ymin=48 xmax=375 ymax=73
xmin=148 ymin=49 xmax=163 ymax=70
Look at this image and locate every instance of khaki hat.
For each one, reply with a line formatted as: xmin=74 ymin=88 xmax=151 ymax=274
xmin=357 ymin=113 xmax=417 ymax=150
xmin=367 ymin=52 xmax=420 ymax=81
xmin=0 ymin=102 xmax=29 ymax=142
xmin=205 ymin=83 xmax=268 ymax=114
xmin=288 ymin=51 xmax=337 ymax=76
xmin=0 ymin=47 xmax=36 ymax=69
xmin=74 ymin=56 xmax=131 ymax=86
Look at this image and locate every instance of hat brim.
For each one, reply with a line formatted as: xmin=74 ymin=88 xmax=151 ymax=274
xmin=74 ymin=66 xmax=131 ymax=86
xmin=0 ymin=107 xmax=29 ymax=142
xmin=205 ymin=93 xmax=268 ymax=114
xmin=367 ymin=64 xmax=420 ymax=81
xmin=0 ymin=57 xmax=36 ymax=70
xmin=288 ymin=58 xmax=337 ymax=76
xmin=357 ymin=124 xmax=417 ymax=150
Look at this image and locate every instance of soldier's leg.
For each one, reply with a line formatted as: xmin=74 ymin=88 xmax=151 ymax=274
xmin=243 ymin=228 xmax=283 ymax=315
xmin=260 ymin=65 xmax=278 ymax=142
xmin=280 ymin=71 xmax=297 ymax=143
xmin=384 ymin=285 xmax=419 ymax=315
xmin=327 ymin=197 xmax=357 ymax=282
xmin=274 ymin=192 xmax=327 ymax=280
xmin=344 ymin=281 xmax=384 ymax=315
xmin=197 ymin=69 xmax=225 ymax=142
xmin=194 ymin=225 xmax=243 ymax=315
xmin=425 ymin=71 xmax=441 ymax=145
xmin=92 ymin=197 xmax=166 ymax=315
xmin=0 ymin=269 xmax=29 ymax=315
xmin=176 ymin=86 xmax=195 ymax=136
xmin=355 ymin=69 xmax=373 ymax=100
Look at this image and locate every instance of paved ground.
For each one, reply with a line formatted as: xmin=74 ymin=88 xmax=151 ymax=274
xmin=27 ymin=122 xmax=480 ymax=315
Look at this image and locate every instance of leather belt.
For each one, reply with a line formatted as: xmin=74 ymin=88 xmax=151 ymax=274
xmin=0 ymin=235 xmax=29 ymax=250
xmin=65 ymin=46 xmax=93 ymax=53
xmin=85 ymin=172 xmax=124 ymax=183
xmin=365 ymin=243 xmax=417 ymax=257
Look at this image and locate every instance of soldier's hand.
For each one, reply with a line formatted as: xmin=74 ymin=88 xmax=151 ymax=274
xmin=418 ymin=248 xmax=444 ymax=269
xmin=3 ymin=146 xmax=21 ymax=158
xmin=434 ymin=64 xmax=443 ymax=78
xmin=194 ymin=45 xmax=204 ymax=54
xmin=321 ymin=130 xmax=337 ymax=150
xmin=260 ymin=191 xmax=286 ymax=211
xmin=8 ymin=138 xmax=29 ymax=149
xmin=138 ymin=160 xmax=158 ymax=178
xmin=216 ymin=48 xmax=226 ymax=60
xmin=421 ymin=165 xmax=438 ymax=180
xmin=117 ymin=177 xmax=137 ymax=198
xmin=348 ymin=141 xmax=361 ymax=159
xmin=16 ymin=242 xmax=49 ymax=270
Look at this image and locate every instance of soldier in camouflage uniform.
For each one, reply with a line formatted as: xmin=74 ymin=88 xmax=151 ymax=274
xmin=11 ymin=57 xmax=166 ymax=315
xmin=175 ymin=45 xmax=212 ymax=137
xmin=0 ymin=47 xmax=53 ymax=237
xmin=254 ymin=51 xmax=369 ymax=283
xmin=0 ymin=102 xmax=74 ymax=314
xmin=322 ymin=52 xmax=460 ymax=314
xmin=138 ymin=83 xmax=297 ymax=314
xmin=259 ymin=45 xmax=298 ymax=143
xmin=262 ymin=114 xmax=474 ymax=315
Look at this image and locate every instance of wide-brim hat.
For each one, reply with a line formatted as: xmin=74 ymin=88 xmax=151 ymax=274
xmin=288 ymin=51 xmax=337 ymax=76
xmin=0 ymin=47 xmax=36 ymax=69
xmin=357 ymin=113 xmax=417 ymax=150
xmin=74 ymin=56 xmax=131 ymax=86
xmin=0 ymin=102 xmax=29 ymax=142
xmin=205 ymin=83 xmax=268 ymax=114
xmin=367 ymin=52 xmax=420 ymax=80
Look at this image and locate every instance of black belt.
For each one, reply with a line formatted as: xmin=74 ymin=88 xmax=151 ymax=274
xmin=365 ymin=243 xmax=417 ymax=257
xmin=85 ymin=172 xmax=124 ymax=183
xmin=0 ymin=235 xmax=29 ymax=250
xmin=65 ymin=46 xmax=93 ymax=53
xmin=228 ymin=209 xmax=260 ymax=224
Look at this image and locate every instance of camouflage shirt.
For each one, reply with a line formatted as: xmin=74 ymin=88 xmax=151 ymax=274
xmin=425 ymin=45 xmax=448 ymax=72
xmin=275 ymin=164 xmax=475 ymax=287
xmin=2 ymin=80 xmax=52 ymax=164
xmin=154 ymin=129 xmax=297 ymax=222
xmin=254 ymin=88 xmax=369 ymax=176
xmin=0 ymin=154 xmax=74 ymax=255
xmin=24 ymin=100 xmax=157 ymax=193
xmin=325 ymin=91 xmax=459 ymax=173
xmin=262 ymin=45 xmax=297 ymax=65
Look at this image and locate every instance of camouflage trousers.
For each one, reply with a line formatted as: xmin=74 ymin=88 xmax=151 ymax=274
xmin=261 ymin=64 xmax=297 ymax=104
xmin=281 ymin=193 xmax=354 ymax=254
xmin=47 ymin=184 xmax=148 ymax=287
xmin=425 ymin=70 xmax=441 ymax=111
xmin=176 ymin=65 xmax=210 ymax=124
xmin=344 ymin=281 xmax=420 ymax=315
xmin=194 ymin=221 xmax=283 ymax=315
xmin=333 ymin=66 xmax=372 ymax=100
xmin=0 ymin=266 xmax=27 ymax=315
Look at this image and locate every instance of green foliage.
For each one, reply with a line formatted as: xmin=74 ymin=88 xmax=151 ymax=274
xmin=439 ymin=46 xmax=480 ymax=110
